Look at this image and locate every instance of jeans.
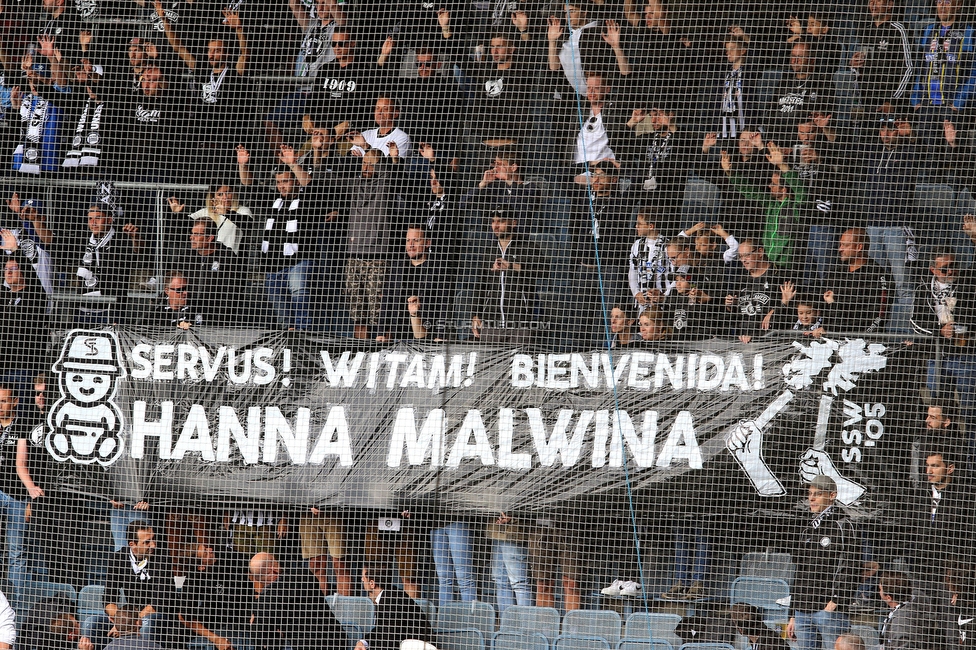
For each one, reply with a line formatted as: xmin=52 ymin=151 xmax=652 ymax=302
xmin=793 ymin=609 xmax=849 ymax=650
xmin=431 ymin=522 xmax=477 ymax=609
xmin=804 ymin=225 xmax=840 ymax=289
xmin=266 ymin=260 xmax=312 ymax=330
xmin=83 ymin=613 xmax=186 ymax=650
xmin=0 ymin=492 xmax=28 ymax=608
xmin=866 ymin=225 xmax=913 ymax=334
xmin=674 ymin=524 xmax=709 ymax=585
xmin=491 ymin=540 xmax=532 ymax=614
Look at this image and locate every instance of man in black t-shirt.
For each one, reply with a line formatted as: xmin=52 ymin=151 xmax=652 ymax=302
xmin=726 ymin=239 xmax=788 ymax=343
xmin=376 ymin=224 xmax=451 ymax=342
xmin=185 ymin=220 xmax=241 ymax=326
xmin=119 ymin=65 xmax=188 ymax=182
xmin=823 ymin=227 xmax=887 ymax=334
xmin=356 ymin=564 xmax=432 ymax=650
xmin=80 ymin=520 xmax=182 ymax=650
xmin=399 ymin=47 xmax=462 ymax=161
xmin=468 ymin=32 xmax=533 ymax=145
xmin=179 ymin=544 xmax=252 ymax=650
xmin=153 ymin=3 xmax=252 ymax=178
xmin=149 ymin=271 xmax=200 ymax=330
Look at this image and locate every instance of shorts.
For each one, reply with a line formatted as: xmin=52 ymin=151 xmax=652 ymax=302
xmin=299 ymin=515 xmax=345 ymax=560
xmin=528 ymin=524 xmax=582 ymax=583
xmin=364 ymin=526 xmax=419 ymax=586
xmin=345 ymin=258 xmax=386 ymax=325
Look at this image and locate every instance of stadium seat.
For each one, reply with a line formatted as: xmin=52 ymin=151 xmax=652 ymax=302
xmin=681 ymin=178 xmax=721 ymax=226
xmin=916 ymin=183 xmax=955 ymax=214
xmin=738 ymin=552 xmax=795 ymax=585
xmin=77 ymin=584 xmax=105 ymax=620
xmin=729 ymin=577 xmax=790 ymax=615
xmin=436 ymin=628 xmax=486 ymax=650
xmin=851 ymin=624 xmax=880 ymax=650
xmin=328 ymin=595 xmax=376 ymax=634
xmin=492 ymin=630 xmax=551 ymax=650
xmin=562 ymin=610 xmax=622 ymax=647
xmin=623 ymin=612 xmax=683 ymax=648
xmin=676 ymin=644 xmax=736 ymax=650
xmin=499 ymin=605 xmax=561 ymax=642
xmin=21 ymin=581 xmax=77 ymax=614
xmin=616 ymin=641 xmax=674 ymax=650
xmin=415 ymin=598 xmax=436 ymax=625
xmin=916 ymin=183 xmax=958 ymax=249
xmin=554 ymin=634 xmax=613 ymax=650
xmin=435 ymin=601 xmax=496 ymax=638
xmin=757 ymin=69 xmax=784 ymax=107
xmin=342 ymin=623 xmax=365 ymax=649
xmin=832 ymin=69 xmax=859 ymax=125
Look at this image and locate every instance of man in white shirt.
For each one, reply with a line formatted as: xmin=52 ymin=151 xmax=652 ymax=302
xmin=348 ymin=96 xmax=412 ymax=158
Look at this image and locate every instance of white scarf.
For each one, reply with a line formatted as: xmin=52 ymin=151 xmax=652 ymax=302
xmin=77 ymin=227 xmax=115 ymax=294
xmin=15 ymin=94 xmax=49 ymax=175
xmin=63 ymin=99 xmax=104 ymax=168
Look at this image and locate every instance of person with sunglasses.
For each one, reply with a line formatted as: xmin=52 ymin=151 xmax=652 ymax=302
xmin=150 ymin=270 xmax=201 ymax=330
xmin=911 ymin=250 xmax=976 ymax=431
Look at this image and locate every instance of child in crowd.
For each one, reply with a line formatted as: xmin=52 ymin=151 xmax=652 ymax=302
xmin=629 ymin=207 xmax=672 ymax=312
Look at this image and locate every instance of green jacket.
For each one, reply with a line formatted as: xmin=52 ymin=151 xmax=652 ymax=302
xmin=730 ymin=170 xmax=806 ymax=267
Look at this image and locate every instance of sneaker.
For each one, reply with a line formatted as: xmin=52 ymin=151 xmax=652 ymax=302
xmin=601 ymin=580 xmax=624 ymax=597
xmin=660 ymin=584 xmax=686 ymax=600
xmin=619 ymin=581 xmax=643 ymax=597
xmin=684 ymin=581 xmax=704 ymax=600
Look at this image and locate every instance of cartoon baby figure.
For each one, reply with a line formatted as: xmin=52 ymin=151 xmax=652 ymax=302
xmin=46 ymin=330 xmax=127 ymax=465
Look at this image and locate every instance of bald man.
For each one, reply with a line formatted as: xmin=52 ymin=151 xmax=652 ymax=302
xmin=249 ymin=552 xmax=344 ymax=650
xmin=833 ymin=633 xmax=864 ymax=650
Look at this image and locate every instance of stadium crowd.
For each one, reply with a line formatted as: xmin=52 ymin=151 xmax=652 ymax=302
xmin=2 ymin=0 xmax=976 ymax=348
xmin=1 ymin=1 xmax=976 ymax=650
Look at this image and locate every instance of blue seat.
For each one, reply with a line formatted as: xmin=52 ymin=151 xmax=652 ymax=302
xmin=677 ymin=644 xmax=736 ymax=650
xmin=832 ymin=69 xmax=858 ymax=125
xmin=623 ymin=613 xmax=682 ymax=648
xmin=499 ymin=605 xmax=561 ymax=643
xmin=738 ymin=552 xmax=795 ymax=585
xmin=729 ymin=577 xmax=790 ymax=615
xmin=78 ymin=584 xmax=105 ymax=620
xmin=681 ymin=178 xmax=721 ymax=226
xmin=851 ymin=624 xmax=880 ymax=650
xmin=341 ymin=622 xmax=364 ymax=650
xmin=437 ymin=628 xmax=486 ymax=650
xmin=436 ymin=601 xmax=496 ymax=639
xmin=22 ymin=581 xmax=77 ymax=614
xmin=757 ymin=69 xmax=784 ymax=107
xmin=555 ymin=634 xmax=612 ymax=650
xmin=562 ymin=610 xmax=621 ymax=647
xmin=617 ymin=641 xmax=674 ymax=650
xmin=328 ymin=595 xmax=376 ymax=634
xmin=492 ymin=630 xmax=551 ymax=650
xmin=415 ymin=598 xmax=436 ymax=626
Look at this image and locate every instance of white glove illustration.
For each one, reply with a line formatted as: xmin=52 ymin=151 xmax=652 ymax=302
xmin=799 ymin=449 xmax=866 ymax=505
xmin=727 ymin=420 xmax=786 ymax=497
